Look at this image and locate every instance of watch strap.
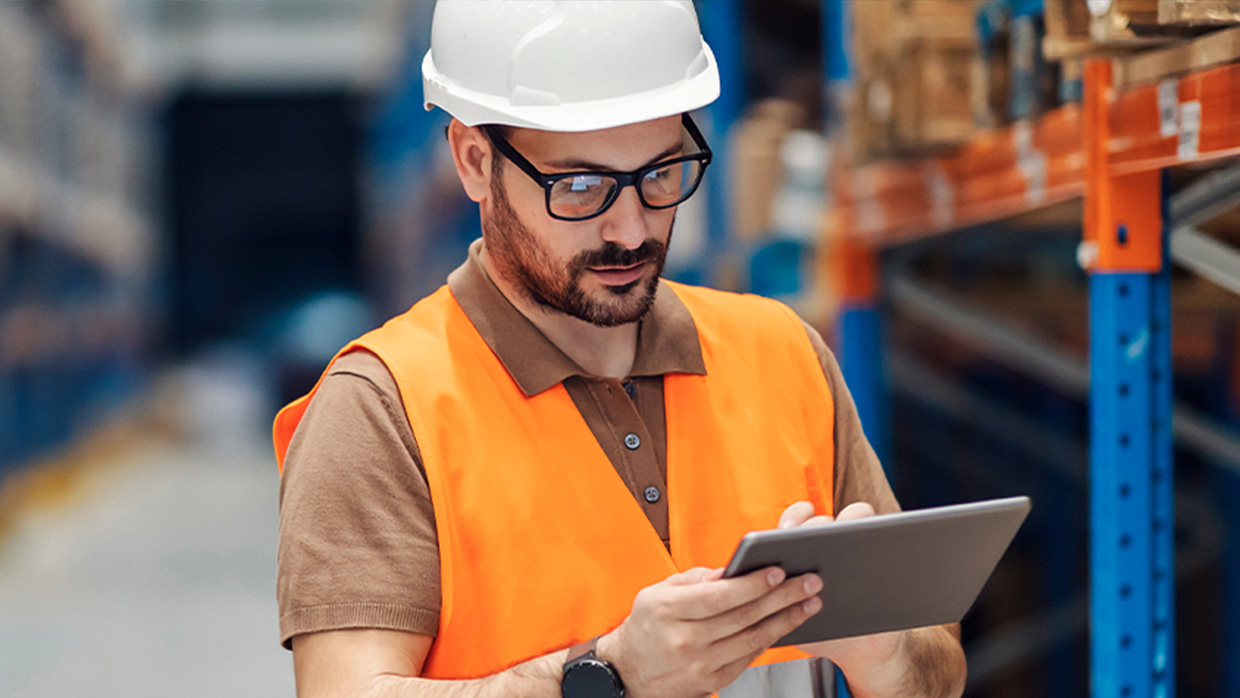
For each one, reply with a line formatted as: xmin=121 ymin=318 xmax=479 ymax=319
xmin=566 ymin=635 xmax=600 ymax=663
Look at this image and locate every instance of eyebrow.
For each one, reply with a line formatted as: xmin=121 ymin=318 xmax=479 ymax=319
xmin=543 ymin=141 xmax=685 ymax=172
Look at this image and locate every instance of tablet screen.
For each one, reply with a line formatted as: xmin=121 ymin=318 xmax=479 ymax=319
xmin=722 ymin=496 xmax=1030 ymax=646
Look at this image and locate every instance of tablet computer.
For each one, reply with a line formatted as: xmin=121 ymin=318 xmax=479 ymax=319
xmin=722 ymin=496 xmax=1031 ymax=647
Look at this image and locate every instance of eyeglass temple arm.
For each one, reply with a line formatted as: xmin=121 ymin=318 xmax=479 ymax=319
xmin=681 ymin=113 xmax=712 ymax=159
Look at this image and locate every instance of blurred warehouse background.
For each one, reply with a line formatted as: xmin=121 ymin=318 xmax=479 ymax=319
xmin=3 ymin=1 xmax=1240 ymax=697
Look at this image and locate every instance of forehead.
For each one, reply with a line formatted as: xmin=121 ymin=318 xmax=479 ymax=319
xmin=507 ymin=115 xmax=684 ymax=171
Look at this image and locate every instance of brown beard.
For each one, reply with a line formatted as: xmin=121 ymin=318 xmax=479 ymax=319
xmin=483 ymin=178 xmax=671 ymax=328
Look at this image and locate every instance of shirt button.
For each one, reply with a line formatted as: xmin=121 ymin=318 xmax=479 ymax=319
xmin=624 ymin=433 xmax=641 ymax=450
xmin=622 ymin=381 xmax=637 ymax=400
xmin=644 ymin=486 xmax=661 ymax=504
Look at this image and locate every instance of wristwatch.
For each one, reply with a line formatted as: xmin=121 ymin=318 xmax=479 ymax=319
xmin=561 ymin=635 xmax=625 ymax=698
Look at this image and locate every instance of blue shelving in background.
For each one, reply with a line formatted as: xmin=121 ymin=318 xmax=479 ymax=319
xmin=0 ymin=1 xmax=157 ymax=473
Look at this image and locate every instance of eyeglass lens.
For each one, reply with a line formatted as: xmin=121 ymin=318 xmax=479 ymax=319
xmin=547 ymin=159 xmax=704 ymax=220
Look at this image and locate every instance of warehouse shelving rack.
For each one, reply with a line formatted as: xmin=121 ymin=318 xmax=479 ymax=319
xmin=0 ymin=1 xmax=158 ymax=472
xmin=822 ymin=2 xmax=1240 ymax=695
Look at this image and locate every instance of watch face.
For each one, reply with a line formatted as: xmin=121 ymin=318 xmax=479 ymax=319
xmin=562 ymin=659 xmax=621 ymax=698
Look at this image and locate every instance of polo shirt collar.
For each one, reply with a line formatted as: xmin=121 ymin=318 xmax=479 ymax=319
xmin=446 ymin=240 xmax=707 ymax=397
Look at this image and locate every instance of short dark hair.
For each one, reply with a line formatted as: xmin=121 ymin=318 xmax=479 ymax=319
xmin=483 ymin=125 xmax=512 ymax=180
xmin=486 ymin=124 xmax=514 ymax=140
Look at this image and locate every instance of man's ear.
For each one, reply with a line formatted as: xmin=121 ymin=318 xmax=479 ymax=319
xmin=446 ymin=118 xmax=494 ymax=203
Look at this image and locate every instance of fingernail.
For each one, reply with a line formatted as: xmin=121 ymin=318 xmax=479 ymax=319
xmin=803 ymin=596 xmax=822 ymax=614
xmin=768 ymin=569 xmax=785 ymax=587
xmin=804 ymin=576 xmax=822 ymax=594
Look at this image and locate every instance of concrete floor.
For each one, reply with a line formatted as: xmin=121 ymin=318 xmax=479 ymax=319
xmin=0 ymin=389 xmax=294 ymax=697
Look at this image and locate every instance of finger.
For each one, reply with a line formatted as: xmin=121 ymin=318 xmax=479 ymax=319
xmin=803 ymin=515 xmax=834 ymax=527
xmin=666 ymin=566 xmax=787 ymax=620
xmin=836 ymin=501 xmax=877 ymax=522
xmin=712 ymin=591 xmax=823 ymax=662
xmin=778 ymin=501 xmax=815 ymax=529
xmin=700 ymin=573 xmax=823 ymax=642
xmin=666 ymin=567 xmax=718 ymax=586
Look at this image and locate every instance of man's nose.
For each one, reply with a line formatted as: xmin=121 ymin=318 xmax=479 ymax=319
xmin=599 ymin=186 xmax=651 ymax=249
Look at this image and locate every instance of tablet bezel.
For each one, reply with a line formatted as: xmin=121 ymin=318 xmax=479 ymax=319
xmin=721 ymin=496 xmax=1031 ymax=647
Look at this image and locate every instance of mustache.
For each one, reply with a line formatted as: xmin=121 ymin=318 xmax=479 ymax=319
xmin=573 ymin=239 xmax=666 ymax=270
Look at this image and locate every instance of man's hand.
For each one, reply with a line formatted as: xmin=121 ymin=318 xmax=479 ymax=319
xmin=778 ymin=501 xmax=903 ymax=664
xmin=597 ymin=564 xmax=823 ymax=698
xmin=775 ymin=500 xmax=967 ymax=698
xmin=291 ymin=504 xmax=961 ymax=698
xmin=292 ymin=565 xmax=823 ymax=698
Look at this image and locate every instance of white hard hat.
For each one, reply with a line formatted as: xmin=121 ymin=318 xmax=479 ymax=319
xmin=422 ymin=0 xmax=720 ymax=132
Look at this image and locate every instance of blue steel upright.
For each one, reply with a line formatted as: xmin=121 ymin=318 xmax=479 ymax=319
xmin=838 ymin=307 xmax=891 ymax=469
xmin=1088 ymin=263 xmax=1174 ymax=698
xmin=1083 ymin=58 xmax=1174 ymax=698
xmin=695 ymin=0 xmax=744 ymax=288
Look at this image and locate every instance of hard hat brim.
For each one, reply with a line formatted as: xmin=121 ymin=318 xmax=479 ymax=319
xmin=422 ymin=42 xmax=720 ymax=132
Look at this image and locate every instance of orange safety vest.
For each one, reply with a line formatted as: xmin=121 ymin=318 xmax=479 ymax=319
xmin=273 ymin=281 xmax=835 ymax=679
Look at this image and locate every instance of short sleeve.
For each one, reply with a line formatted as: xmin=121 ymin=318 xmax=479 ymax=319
xmin=277 ymin=351 xmax=442 ymax=648
xmin=800 ymin=321 xmax=901 ymax=516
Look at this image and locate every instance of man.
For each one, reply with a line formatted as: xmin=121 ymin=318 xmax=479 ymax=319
xmin=274 ymin=2 xmax=967 ymax=697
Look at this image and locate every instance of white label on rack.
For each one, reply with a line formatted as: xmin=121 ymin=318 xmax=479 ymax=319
xmin=1021 ymin=153 xmax=1048 ymax=206
xmin=1013 ymin=122 xmax=1034 ymax=158
xmin=1179 ymin=100 xmax=1202 ymax=160
xmin=1157 ymin=80 xmax=1179 ymax=139
xmin=1013 ymin=121 xmax=1047 ymax=206
xmin=928 ymin=167 xmax=954 ymax=229
xmin=856 ymin=176 xmax=884 ymax=235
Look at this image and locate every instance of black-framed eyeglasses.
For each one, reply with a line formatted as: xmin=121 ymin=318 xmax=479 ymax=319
xmin=482 ymin=114 xmax=713 ymax=222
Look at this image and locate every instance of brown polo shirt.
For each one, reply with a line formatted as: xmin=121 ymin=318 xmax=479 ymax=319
xmin=277 ymin=240 xmax=898 ymax=648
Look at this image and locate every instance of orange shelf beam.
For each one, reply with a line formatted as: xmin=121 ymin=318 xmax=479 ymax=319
xmin=835 ymin=56 xmax=1240 ymax=246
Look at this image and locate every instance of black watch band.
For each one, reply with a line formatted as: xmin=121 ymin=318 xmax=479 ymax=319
xmin=561 ymin=635 xmax=625 ymax=698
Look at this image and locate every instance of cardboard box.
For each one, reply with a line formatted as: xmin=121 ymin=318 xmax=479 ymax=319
xmin=1160 ymin=0 xmax=1240 ymax=25
xmin=1044 ymin=0 xmax=1177 ymax=58
xmin=1112 ymin=23 xmax=1240 ymax=87
xmin=1044 ymin=0 xmax=1093 ymax=59
xmin=850 ymin=0 xmax=984 ymax=163
xmin=1090 ymin=0 xmax=1158 ymax=43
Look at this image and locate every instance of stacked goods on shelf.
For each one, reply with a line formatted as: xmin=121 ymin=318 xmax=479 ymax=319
xmin=1089 ymin=0 xmax=1164 ymax=41
xmin=1043 ymin=0 xmax=1167 ymax=59
xmin=1160 ymin=0 xmax=1240 ymax=24
xmin=0 ymin=1 xmax=157 ymax=471
xmin=730 ymin=100 xmax=807 ymax=242
xmin=1044 ymin=0 xmax=1240 ymax=59
xmin=730 ymin=99 xmax=827 ymax=314
xmin=974 ymin=2 xmax=1071 ymax=129
xmin=1042 ymin=0 xmax=1095 ymax=60
xmin=848 ymin=0 xmax=986 ymax=163
xmin=1098 ymin=0 xmax=1240 ymax=32
xmin=973 ymin=5 xmax=1013 ymax=130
